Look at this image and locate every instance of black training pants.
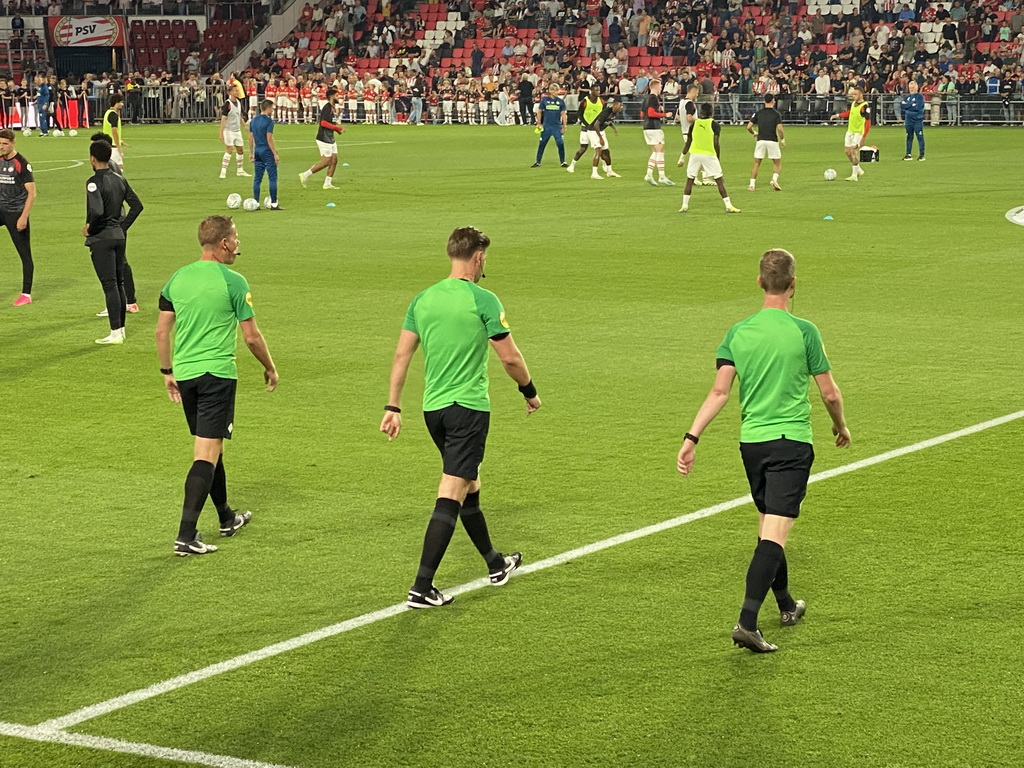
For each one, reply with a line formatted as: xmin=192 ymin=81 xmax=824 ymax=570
xmin=123 ymin=233 xmax=136 ymax=304
xmin=1 ymin=210 xmax=33 ymax=294
xmin=89 ymin=238 xmax=127 ymax=331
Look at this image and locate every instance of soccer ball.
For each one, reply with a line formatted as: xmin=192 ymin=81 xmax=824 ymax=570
xmin=22 ymin=129 xmax=31 ymax=137
xmin=824 ymin=168 xmax=837 ymax=181
xmin=53 ymin=129 xmax=63 ymax=137
xmin=242 ymin=197 xmax=260 ymax=211
xmin=263 ymin=196 xmax=274 ymax=209
xmin=226 ymin=193 xmax=242 ymax=209
xmin=69 ymin=130 xmax=78 ymax=137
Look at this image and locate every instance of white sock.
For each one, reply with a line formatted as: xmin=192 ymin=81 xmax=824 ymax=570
xmin=749 ymin=178 xmax=756 ymax=187
xmin=772 ymin=172 xmax=779 ymax=182
xmin=606 ymin=165 xmax=613 ymax=173
xmin=568 ymin=160 xmax=575 ymax=170
xmin=682 ymin=194 xmax=690 ymax=207
xmin=235 ymin=155 xmax=244 ymax=170
xmin=723 ymin=196 xmax=732 ymax=208
xmin=221 ymin=152 xmax=231 ymax=172
xmin=324 ymin=175 xmax=332 ymax=184
xmin=656 ymin=152 xmax=666 ymax=179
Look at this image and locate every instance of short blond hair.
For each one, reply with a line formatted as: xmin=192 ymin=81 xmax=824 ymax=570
xmin=759 ymin=249 xmax=795 ymax=294
xmin=198 ymin=216 xmax=235 ymax=247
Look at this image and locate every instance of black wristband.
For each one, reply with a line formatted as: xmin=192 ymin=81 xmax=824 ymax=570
xmin=384 ymin=405 xmax=401 ymax=413
xmin=160 ymin=367 xmax=173 ymax=375
xmin=684 ymin=432 xmax=700 ymax=445
xmin=518 ymin=380 xmax=537 ymax=399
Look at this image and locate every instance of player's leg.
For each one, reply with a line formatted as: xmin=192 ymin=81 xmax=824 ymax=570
xmin=234 ymin=143 xmax=249 ymax=175
xmin=122 ymin=235 xmax=138 ymax=312
xmin=904 ymin=123 xmax=913 ymax=159
xmin=679 ymin=170 xmax=696 ymax=212
xmin=174 ymin=376 xmax=232 ymax=554
xmin=555 ymin=132 xmax=566 ymax=165
xmin=567 ymin=135 xmax=588 ymax=172
xmin=770 ymin=157 xmax=782 ymax=190
xmin=220 ymin=142 xmax=233 ymax=178
xmin=90 ymin=241 xmax=122 ymax=339
xmin=602 ymin=147 xmax=619 ymax=176
xmin=324 ymin=147 xmax=339 ymax=189
xmin=916 ymin=122 xmax=925 ymax=159
xmin=253 ymin=155 xmax=266 ymax=201
xmin=654 ymin=139 xmax=671 ymax=184
xmin=7 ymin=215 xmax=33 ymax=304
xmin=533 ymin=130 xmax=550 ymax=166
xmin=749 ymin=156 xmax=762 ymax=190
xmin=267 ymin=159 xmax=279 ymax=206
xmin=112 ymin=240 xmax=127 ymax=334
xmin=301 ymin=147 xmax=330 ymax=184
xmin=644 ymin=134 xmax=657 ymax=184
xmin=591 ymin=142 xmax=602 ymax=178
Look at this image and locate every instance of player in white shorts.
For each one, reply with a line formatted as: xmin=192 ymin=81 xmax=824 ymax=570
xmin=641 ymin=78 xmax=674 ymax=185
xmin=679 ymin=102 xmax=740 ymax=214
xmin=585 ymin=98 xmax=623 ymax=179
xmin=299 ymin=87 xmax=344 ymax=190
xmin=218 ymin=90 xmax=250 ymax=178
xmin=567 ymin=84 xmax=603 ymax=173
xmin=747 ymin=92 xmax=785 ymax=191
xmin=830 ymin=87 xmax=871 ymax=181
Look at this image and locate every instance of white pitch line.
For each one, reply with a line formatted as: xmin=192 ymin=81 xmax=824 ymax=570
xmin=0 ymin=721 xmax=300 ymax=768
xmin=125 ymin=140 xmax=393 ymax=160
xmin=38 ymin=409 xmax=1024 ymax=732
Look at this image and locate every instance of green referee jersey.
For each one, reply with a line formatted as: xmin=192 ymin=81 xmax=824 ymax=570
xmin=716 ymin=308 xmax=831 ymax=445
xmin=160 ymin=261 xmax=255 ymax=381
xmin=403 ymin=278 xmax=509 ymax=413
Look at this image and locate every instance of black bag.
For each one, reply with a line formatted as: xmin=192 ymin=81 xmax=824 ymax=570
xmin=860 ymin=146 xmax=879 ymax=162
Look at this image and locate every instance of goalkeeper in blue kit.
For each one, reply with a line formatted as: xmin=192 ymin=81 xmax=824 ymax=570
xmin=901 ymin=81 xmax=925 ymax=161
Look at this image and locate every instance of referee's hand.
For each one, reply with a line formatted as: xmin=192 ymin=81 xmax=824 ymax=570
xmin=264 ymin=367 xmax=279 ymax=392
xmin=677 ymin=442 xmax=695 ymax=476
xmin=380 ymin=411 xmax=402 ymax=441
xmin=164 ymin=374 xmax=181 ymax=403
xmin=525 ymin=395 xmax=541 ymax=414
xmin=833 ymin=424 xmax=852 ymax=448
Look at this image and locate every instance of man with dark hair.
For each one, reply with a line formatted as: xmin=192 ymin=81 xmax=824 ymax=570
xmin=83 ymin=140 xmax=143 ymax=345
xmin=90 ymin=131 xmax=140 ymax=318
xmin=0 ymin=128 xmax=35 ymax=306
xmin=102 ymin=94 xmax=126 ymax=170
xmin=747 ymin=92 xmax=785 ymax=191
xmin=248 ymin=99 xmax=281 ymax=210
xmin=381 ymin=226 xmax=541 ymax=608
xmin=219 ymin=88 xmax=250 ymax=179
xmin=677 ymin=249 xmax=851 ymax=653
xmin=299 ymin=87 xmax=344 ymax=190
xmin=156 ymin=216 xmax=279 ymax=556
xmin=679 ymin=102 xmax=739 ymax=214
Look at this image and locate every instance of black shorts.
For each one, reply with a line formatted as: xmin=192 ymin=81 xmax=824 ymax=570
xmin=178 ymin=373 xmax=237 ymax=440
xmin=740 ymin=438 xmax=815 ymax=519
xmin=423 ymin=403 xmax=489 ymax=481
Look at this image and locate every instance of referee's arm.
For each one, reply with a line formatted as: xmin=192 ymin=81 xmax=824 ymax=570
xmin=490 ymin=334 xmax=541 ymax=414
xmin=813 ymin=371 xmax=851 ymax=447
xmin=677 ymin=363 xmax=737 ymax=476
xmin=381 ymin=329 xmax=419 ymax=441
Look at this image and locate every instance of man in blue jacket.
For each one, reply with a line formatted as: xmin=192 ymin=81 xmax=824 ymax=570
xmin=901 ymin=80 xmax=925 ymax=161
xmin=35 ymin=74 xmax=51 ymax=137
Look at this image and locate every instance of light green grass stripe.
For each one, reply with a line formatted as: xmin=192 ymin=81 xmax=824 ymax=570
xmin=37 ymin=409 xmax=1024 ymax=736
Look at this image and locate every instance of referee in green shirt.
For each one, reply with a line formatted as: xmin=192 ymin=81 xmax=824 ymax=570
xmin=156 ymin=216 xmax=279 ymax=556
xmin=381 ymin=226 xmax=541 ymax=609
xmin=676 ymin=249 xmax=851 ymax=653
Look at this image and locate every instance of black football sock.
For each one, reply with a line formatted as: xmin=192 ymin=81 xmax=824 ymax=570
xmin=176 ymin=460 xmax=216 ymax=542
xmin=412 ymin=498 xmax=460 ymax=593
xmin=208 ymin=455 xmax=234 ymax=523
xmin=460 ymin=491 xmax=503 ymax=571
xmin=772 ymin=549 xmax=797 ymax=612
xmin=738 ymin=539 xmax=785 ymax=630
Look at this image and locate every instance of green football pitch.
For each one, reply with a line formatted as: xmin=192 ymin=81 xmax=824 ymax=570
xmin=1 ymin=123 xmax=1022 ymax=768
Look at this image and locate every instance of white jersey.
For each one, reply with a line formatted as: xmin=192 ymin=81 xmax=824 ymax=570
xmin=679 ymin=98 xmax=696 ymax=135
xmin=221 ymin=98 xmax=243 ymax=133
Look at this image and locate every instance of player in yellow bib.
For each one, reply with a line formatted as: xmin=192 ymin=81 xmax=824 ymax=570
xmin=566 ymin=85 xmax=603 ymax=174
xmin=830 ymin=87 xmax=871 ymax=182
xmin=679 ymin=103 xmax=740 ymax=214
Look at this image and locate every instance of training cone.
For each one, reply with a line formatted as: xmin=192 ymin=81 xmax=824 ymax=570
xmin=326 ymin=202 xmax=336 ymax=207
xmin=823 ymin=215 xmax=834 ymax=221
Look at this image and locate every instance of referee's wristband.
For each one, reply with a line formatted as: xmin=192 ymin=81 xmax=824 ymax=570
xmin=518 ymin=380 xmax=537 ymax=399
xmin=160 ymin=367 xmax=173 ymax=375
xmin=684 ymin=432 xmax=700 ymax=445
xmin=384 ymin=405 xmax=401 ymax=413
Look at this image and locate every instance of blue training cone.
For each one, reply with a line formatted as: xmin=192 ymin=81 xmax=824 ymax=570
xmin=326 ymin=202 xmax=336 ymax=207
xmin=823 ymin=215 xmax=834 ymax=221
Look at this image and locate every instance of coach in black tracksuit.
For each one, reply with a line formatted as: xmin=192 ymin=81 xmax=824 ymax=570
xmin=83 ymin=140 xmax=143 ymax=344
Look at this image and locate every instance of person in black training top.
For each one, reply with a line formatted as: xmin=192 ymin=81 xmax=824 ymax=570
xmin=747 ymin=93 xmax=785 ymax=192
xmin=0 ymin=128 xmax=36 ymax=307
xmin=83 ymin=140 xmax=143 ymax=345
xmin=91 ymin=131 xmax=140 ymax=317
xmin=298 ymin=88 xmax=344 ymax=190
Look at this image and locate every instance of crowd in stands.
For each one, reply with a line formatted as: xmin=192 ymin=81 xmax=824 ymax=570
xmin=227 ymin=0 xmax=1024 ymax=123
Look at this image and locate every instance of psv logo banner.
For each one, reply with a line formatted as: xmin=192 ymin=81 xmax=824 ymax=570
xmin=46 ymin=16 xmax=125 ymax=47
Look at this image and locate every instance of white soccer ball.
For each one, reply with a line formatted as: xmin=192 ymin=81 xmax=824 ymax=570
xmin=53 ymin=129 xmax=63 ymax=137
xmin=22 ymin=129 xmax=31 ymax=137
xmin=824 ymin=168 xmax=837 ymax=181
xmin=242 ymin=197 xmax=260 ymax=211
xmin=226 ymin=193 xmax=242 ymax=209
xmin=263 ymin=196 xmax=274 ymax=209
xmin=69 ymin=129 xmax=78 ymax=137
